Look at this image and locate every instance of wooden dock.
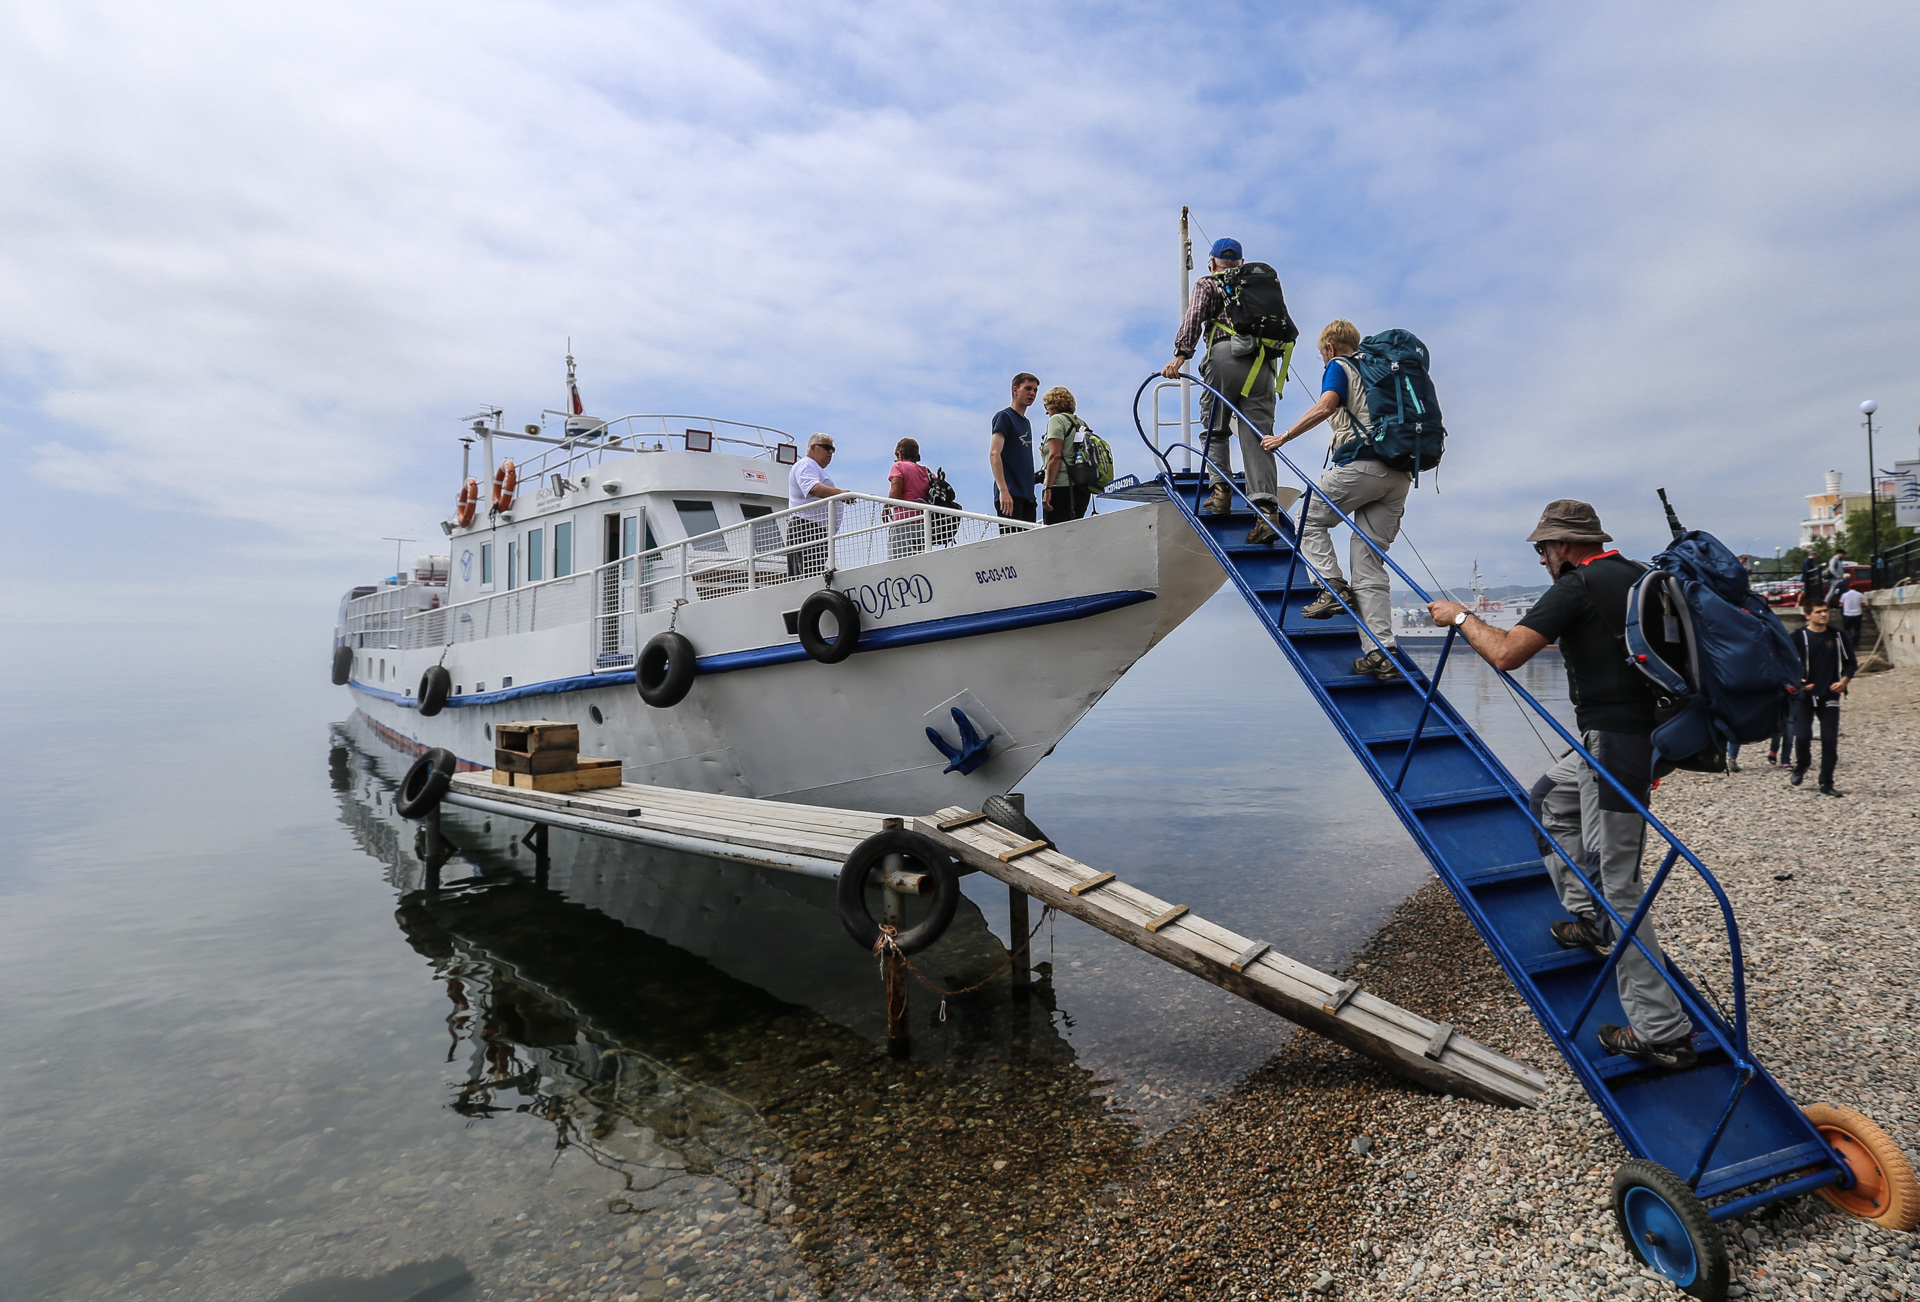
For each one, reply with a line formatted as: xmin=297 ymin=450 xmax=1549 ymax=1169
xmin=433 ymin=774 xmax=1546 ymax=1106
xmin=917 ymin=805 xmax=1549 ymax=1108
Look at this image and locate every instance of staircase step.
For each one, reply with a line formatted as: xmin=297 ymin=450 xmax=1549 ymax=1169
xmin=1521 ymin=947 xmax=1597 ymax=976
xmin=1400 ymin=784 xmax=1511 ymax=811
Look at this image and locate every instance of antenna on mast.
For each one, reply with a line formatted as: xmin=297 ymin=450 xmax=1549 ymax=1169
xmin=1179 ymin=207 xmax=1193 ymax=471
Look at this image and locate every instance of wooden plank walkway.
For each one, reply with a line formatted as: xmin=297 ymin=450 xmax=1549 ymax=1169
xmin=917 ymin=805 xmax=1550 ymax=1108
xmin=436 ymin=774 xmax=1547 ymax=1106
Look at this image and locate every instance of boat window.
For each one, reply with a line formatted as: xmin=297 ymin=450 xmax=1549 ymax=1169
xmin=553 ymin=521 xmax=572 ymax=577
xmin=526 ymin=528 xmax=545 ymax=582
xmin=741 ymin=503 xmax=780 ymax=552
xmin=674 ymin=500 xmax=728 ymax=553
xmin=480 ymin=542 xmax=494 ymax=587
xmin=507 ymin=540 xmax=519 ymax=590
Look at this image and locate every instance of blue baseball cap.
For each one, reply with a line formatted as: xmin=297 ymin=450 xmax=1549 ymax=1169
xmin=1210 ymin=237 xmax=1242 ymax=259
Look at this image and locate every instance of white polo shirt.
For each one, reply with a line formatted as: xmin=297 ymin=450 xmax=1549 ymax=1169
xmin=788 ymin=455 xmax=836 ymax=525
xmin=1840 ymin=587 xmax=1864 ymax=617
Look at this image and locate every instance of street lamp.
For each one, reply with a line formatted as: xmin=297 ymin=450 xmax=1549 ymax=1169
xmin=1860 ymin=400 xmax=1879 ymax=576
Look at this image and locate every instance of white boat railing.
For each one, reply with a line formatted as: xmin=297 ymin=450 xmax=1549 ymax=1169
xmin=340 ymin=492 xmax=1037 ymax=665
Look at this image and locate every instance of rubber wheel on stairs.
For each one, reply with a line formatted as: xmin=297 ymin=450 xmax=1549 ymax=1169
xmin=1610 ymin=1159 xmax=1727 ymax=1301
xmin=1804 ymin=1102 xmax=1920 ymax=1230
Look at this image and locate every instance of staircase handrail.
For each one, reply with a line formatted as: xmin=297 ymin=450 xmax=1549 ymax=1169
xmin=1131 ymin=371 xmax=1753 ymax=1079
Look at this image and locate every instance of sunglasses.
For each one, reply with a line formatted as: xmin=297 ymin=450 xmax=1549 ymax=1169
xmin=1533 ymin=542 xmax=1552 ymax=555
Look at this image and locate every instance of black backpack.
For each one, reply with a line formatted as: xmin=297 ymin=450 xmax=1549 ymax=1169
xmin=1213 ymin=263 xmax=1300 ymax=345
xmin=926 ymin=467 xmax=960 ymax=547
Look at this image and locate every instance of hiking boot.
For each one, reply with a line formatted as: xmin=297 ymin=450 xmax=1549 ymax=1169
xmin=1302 ymin=581 xmax=1353 ymax=620
xmin=1245 ymin=516 xmax=1279 ymax=546
xmin=1550 ymin=915 xmax=1607 ymax=957
xmin=1789 ymin=767 xmax=1805 ymax=787
xmin=1353 ymin=648 xmax=1403 ymax=682
xmin=1202 ymin=484 xmax=1231 ymax=516
xmin=1819 ymin=784 xmax=1844 ymax=798
xmin=1598 ymin=1023 xmax=1697 ymax=1070
xmin=1727 ymin=758 xmax=1741 ymax=773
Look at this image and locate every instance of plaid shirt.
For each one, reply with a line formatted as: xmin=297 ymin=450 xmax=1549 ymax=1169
xmin=1172 ymin=275 xmax=1227 ymax=357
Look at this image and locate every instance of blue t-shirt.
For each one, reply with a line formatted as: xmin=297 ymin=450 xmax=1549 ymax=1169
xmin=992 ymin=407 xmax=1036 ymax=502
xmin=1322 ymin=358 xmax=1351 ymax=402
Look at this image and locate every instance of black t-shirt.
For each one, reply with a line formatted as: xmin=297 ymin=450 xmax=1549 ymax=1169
xmin=1517 ymin=552 xmax=1659 ymax=734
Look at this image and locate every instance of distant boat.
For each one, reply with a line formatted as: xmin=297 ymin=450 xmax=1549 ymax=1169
xmin=1393 ymin=560 xmax=1541 ymax=640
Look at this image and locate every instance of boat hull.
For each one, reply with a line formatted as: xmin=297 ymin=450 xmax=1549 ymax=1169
xmin=344 ymin=502 xmax=1222 ymax=811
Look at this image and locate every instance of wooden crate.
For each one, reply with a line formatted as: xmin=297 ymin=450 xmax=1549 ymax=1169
xmin=495 ymin=720 xmax=581 ymax=756
xmin=489 ymin=757 xmax=621 ymax=793
xmin=493 ymin=747 xmax=579 ymax=776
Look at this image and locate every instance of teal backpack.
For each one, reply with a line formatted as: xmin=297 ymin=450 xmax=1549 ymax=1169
xmin=1334 ymin=329 xmax=1446 ymax=477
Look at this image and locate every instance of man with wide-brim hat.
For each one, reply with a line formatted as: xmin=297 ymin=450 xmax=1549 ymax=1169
xmin=1426 ymin=499 xmax=1697 ymax=1071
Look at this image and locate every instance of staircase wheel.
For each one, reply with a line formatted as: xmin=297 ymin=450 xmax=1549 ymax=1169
xmin=1804 ymin=1102 xmax=1920 ymax=1230
xmin=396 ymin=747 xmax=457 ymax=820
xmin=982 ymin=795 xmax=1044 ymax=843
xmin=417 ymin=665 xmax=451 ymax=717
xmin=1610 ymin=1159 xmax=1728 ymax=1301
xmin=835 ymin=830 xmax=960 ymax=955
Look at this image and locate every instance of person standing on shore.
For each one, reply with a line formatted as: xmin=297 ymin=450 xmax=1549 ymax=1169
xmin=1839 ymin=583 xmax=1865 ymax=649
xmin=1825 ymin=546 xmax=1849 ymax=605
xmin=1789 ymin=601 xmax=1855 ymax=797
xmin=1799 ymin=553 xmax=1820 ymax=615
xmin=1263 ymin=319 xmax=1413 ymax=683
xmin=990 ymin=373 xmax=1040 ymax=532
xmin=1426 ymin=500 xmax=1696 ymax=1071
xmin=1160 ymin=237 xmax=1288 ymax=546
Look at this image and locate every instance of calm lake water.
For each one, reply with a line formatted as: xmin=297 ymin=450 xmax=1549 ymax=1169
xmin=0 ymin=594 xmax=1570 ymax=1302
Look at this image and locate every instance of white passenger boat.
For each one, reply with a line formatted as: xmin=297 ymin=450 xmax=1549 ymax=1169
xmin=334 ymin=383 xmax=1224 ymax=812
xmin=1392 ymin=562 xmax=1540 ymax=641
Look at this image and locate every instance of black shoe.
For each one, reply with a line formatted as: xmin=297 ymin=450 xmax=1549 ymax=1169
xmin=1302 ymin=582 xmax=1352 ymax=619
xmin=1728 ymin=759 xmax=1741 ymax=773
xmin=1598 ymin=1023 xmax=1697 ymax=1070
xmin=1353 ymin=648 xmax=1403 ymax=682
xmin=1789 ymin=768 xmax=1805 ymax=787
xmin=1551 ymin=916 xmax=1607 ymax=956
xmin=1819 ymin=785 xmax=1844 ymax=798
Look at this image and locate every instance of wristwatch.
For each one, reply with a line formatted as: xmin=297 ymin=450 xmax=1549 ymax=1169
xmin=1453 ymin=610 xmax=1470 ymax=627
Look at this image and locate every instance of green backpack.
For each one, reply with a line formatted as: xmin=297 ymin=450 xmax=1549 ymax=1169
xmin=1067 ymin=418 xmax=1115 ymax=490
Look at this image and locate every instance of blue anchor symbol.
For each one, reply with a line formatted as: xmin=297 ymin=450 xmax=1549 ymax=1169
xmin=926 ymin=707 xmax=996 ymax=776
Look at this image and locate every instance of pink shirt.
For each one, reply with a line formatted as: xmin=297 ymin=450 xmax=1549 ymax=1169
xmin=889 ymin=460 xmax=931 ymax=518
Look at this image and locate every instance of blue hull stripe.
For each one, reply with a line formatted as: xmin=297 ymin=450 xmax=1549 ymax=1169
xmin=349 ymin=588 xmax=1155 ymax=710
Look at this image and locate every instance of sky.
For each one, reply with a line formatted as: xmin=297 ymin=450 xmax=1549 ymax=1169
xmin=5 ymin=0 xmax=1920 ymax=622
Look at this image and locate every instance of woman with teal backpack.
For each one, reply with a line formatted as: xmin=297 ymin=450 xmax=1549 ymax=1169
xmin=1041 ymin=386 xmax=1113 ymax=524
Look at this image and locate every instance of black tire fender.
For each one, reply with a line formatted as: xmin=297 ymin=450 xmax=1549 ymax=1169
xmin=983 ymin=794 xmax=1045 ymax=843
xmin=417 ymin=665 xmax=451 ymax=717
xmin=798 ymin=589 xmax=861 ymax=664
xmin=836 ymin=829 xmax=960 ymax=955
xmin=637 ymin=631 xmax=697 ymax=708
xmin=397 ymin=747 xmax=458 ymax=820
xmin=332 ymin=644 xmax=354 ymax=686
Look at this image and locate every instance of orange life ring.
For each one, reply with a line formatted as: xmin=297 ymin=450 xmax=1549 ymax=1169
xmin=492 ymin=460 xmax=517 ymax=513
xmin=455 ymin=477 xmax=479 ymax=528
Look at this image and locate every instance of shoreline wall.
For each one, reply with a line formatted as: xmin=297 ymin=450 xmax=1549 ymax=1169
xmin=1868 ymin=585 xmax=1920 ymax=667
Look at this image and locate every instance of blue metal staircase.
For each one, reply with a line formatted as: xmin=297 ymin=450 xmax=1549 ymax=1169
xmin=1129 ymin=375 xmax=1859 ymax=1254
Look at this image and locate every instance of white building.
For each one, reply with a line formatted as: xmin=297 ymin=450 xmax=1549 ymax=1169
xmin=1801 ymin=470 xmax=1880 ymax=547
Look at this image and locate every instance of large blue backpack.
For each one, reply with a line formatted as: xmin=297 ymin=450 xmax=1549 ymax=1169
xmin=1338 ymin=329 xmax=1446 ymax=477
xmin=1621 ymin=495 xmax=1800 ymax=766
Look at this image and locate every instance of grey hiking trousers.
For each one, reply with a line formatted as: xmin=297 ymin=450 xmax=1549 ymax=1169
xmin=1533 ymin=733 xmax=1692 ymax=1046
xmin=1298 ymin=458 xmax=1412 ymax=650
xmin=1198 ymin=336 xmax=1279 ymax=509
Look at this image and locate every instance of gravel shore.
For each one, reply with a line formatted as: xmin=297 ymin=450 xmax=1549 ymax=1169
xmin=1030 ymin=665 xmax=1919 ymax=1302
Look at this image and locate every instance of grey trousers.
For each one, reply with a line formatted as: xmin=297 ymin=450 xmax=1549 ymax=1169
xmin=1198 ymin=337 xmax=1279 ymax=509
xmin=1297 ymin=459 xmax=1412 ymax=649
xmin=1535 ymin=737 xmax=1692 ymax=1045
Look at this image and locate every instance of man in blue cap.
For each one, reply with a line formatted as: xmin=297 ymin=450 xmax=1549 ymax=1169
xmin=1162 ymin=238 xmax=1289 ymax=544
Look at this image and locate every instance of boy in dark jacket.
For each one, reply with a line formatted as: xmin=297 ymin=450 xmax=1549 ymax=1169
xmin=1789 ymin=602 xmax=1856 ymax=796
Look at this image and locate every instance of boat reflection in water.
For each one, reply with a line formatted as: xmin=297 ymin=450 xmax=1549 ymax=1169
xmin=332 ymin=721 xmax=1138 ymax=1300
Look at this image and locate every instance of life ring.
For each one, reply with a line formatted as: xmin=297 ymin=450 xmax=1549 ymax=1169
xmin=836 ymin=829 xmax=960 ymax=955
xmin=492 ymin=460 xmax=518 ymax=512
xmin=331 ymin=644 xmax=354 ymax=686
xmin=396 ymin=747 xmax=457 ymax=819
xmin=417 ymin=665 xmax=451 ymax=717
xmin=798 ymin=589 xmax=862 ymax=664
xmin=455 ymin=478 xmax=480 ymax=527
xmin=637 ymin=631 xmax=697 ymax=708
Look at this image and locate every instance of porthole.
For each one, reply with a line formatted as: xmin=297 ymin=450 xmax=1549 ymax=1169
xmin=589 ymin=705 xmax=604 ymax=725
